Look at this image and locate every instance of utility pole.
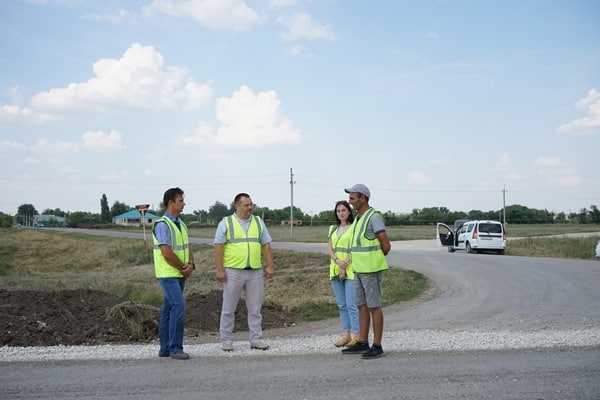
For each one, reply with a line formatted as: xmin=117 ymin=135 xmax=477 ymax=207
xmin=502 ymin=185 xmax=507 ymax=226
xmin=290 ymin=168 xmax=295 ymax=237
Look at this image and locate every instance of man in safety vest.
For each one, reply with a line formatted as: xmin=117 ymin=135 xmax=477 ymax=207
xmin=341 ymin=184 xmax=391 ymax=359
xmin=214 ymin=192 xmax=275 ymax=352
xmin=152 ymin=187 xmax=194 ymax=360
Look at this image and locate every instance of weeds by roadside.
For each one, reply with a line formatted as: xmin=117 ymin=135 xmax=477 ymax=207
xmin=0 ymin=228 xmax=428 ymax=322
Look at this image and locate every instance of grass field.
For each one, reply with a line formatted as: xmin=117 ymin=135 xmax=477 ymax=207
xmin=1 ymin=224 xmax=598 ymax=322
xmin=0 ymin=228 xmax=428 ymax=321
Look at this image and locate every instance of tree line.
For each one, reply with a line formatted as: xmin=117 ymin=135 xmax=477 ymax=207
xmin=2 ymin=193 xmax=599 ymax=229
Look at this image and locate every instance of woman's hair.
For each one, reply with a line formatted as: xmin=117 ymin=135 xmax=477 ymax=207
xmin=333 ymin=200 xmax=354 ymax=226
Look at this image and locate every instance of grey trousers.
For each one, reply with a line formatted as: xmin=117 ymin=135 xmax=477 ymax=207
xmin=219 ymin=268 xmax=264 ymax=344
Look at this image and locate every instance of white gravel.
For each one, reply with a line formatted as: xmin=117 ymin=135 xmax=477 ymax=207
xmin=2 ymin=328 xmax=599 ymax=362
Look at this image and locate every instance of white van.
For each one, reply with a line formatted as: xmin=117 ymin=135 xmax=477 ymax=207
xmin=436 ymin=220 xmax=506 ymax=254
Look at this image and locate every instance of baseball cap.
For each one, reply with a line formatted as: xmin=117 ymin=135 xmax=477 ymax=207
xmin=344 ymin=183 xmax=370 ymax=199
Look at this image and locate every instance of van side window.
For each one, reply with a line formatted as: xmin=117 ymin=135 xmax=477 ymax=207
xmin=466 ymin=224 xmax=474 ymax=233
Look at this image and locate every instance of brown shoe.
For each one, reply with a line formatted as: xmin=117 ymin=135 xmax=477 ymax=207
xmin=335 ymin=337 xmax=351 ymax=347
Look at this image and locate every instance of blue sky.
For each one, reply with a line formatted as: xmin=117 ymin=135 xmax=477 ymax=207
xmin=1 ymin=0 xmax=599 ymax=217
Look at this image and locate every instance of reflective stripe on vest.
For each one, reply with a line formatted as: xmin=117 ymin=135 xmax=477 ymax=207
xmin=223 ymin=215 xmax=263 ymax=269
xmin=152 ymin=216 xmax=189 ymax=278
xmin=328 ymin=224 xmax=354 ymax=280
xmin=350 ymin=208 xmax=388 ymax=273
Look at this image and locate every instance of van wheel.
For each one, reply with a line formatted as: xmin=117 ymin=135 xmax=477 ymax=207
xmin=466 ymin=242 xmax=473 ymax=253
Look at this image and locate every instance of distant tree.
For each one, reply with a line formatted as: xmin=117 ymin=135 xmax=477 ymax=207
xmin=208 ymin=201 xmax=229 ymax=222
xmin=100 ymin=194 xmax=111 ymax=223
xmin=505 ymin=204 xmax=531 ymax=224
xmin=568 ymin=210 xmax=579 ymax=223
xmin=589 ymin=205 xmax=600 ymax=224
xmin=192 ymin=209 xmax=208 ymax=224
xmin=157 ymin=201 xmax=166 ymax=215
xmin=554 ymin=212 xmax=567 ymax=223
xmin=41 ymin=208 xmax=66 ymax=217
xmin=110 ymin=201 xmax=130 ymax=217
xmin=409 ymin=207 xmax=454 ymax=225
xmin=16 ymin=204 xmax=38 ymax=225
xmin=66 ymin=211 xmax=100 ymax=227
xmin=280 ymin=206 xmax=303 ymax=222
xmin=0 ymin=212 xmax=13 ymax=228
xmin=577 ymin=207 xmax=589 ymax=224
xmin=317 ymin=209 xmax=336 ymax=225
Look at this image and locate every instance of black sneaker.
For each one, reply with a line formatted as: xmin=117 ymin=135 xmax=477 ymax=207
xmin=361 ymin=344 xmax=384 ymax=359
xmin=169 ymin=352 xmax=190 ymax=360
xmin=341 ymin=341 xmax=369 ymax=354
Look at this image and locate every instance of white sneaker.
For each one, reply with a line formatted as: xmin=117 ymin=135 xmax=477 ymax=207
xmin=222 ymin=342 xmax=233 ymax=352
xmin=250 ymin=340 xmax=270 ymax=350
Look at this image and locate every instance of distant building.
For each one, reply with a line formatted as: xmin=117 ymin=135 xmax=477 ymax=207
xmin=112 ymin=210 xmax=159 ymax=227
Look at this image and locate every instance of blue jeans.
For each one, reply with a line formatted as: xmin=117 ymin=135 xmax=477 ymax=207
xmin=331 ymin=277 xmax=359 ymax=334
xmin=158 ymin=277 xmax=186 ymax=355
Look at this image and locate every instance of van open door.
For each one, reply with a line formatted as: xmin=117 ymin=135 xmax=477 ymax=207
xmin=436 ymin=222 xmax=456 ymax=252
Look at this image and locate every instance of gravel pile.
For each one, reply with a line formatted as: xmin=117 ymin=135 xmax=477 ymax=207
xmin=2 ymin=327 xmax=599 ymax=362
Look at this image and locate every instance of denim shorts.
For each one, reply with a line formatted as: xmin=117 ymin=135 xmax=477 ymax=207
xmin=354 ymin=271 xmax=383 ymax=308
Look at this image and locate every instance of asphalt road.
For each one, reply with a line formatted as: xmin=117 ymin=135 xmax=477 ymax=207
xmin=2 ymin=348 xmax=598 ymax=399
xmin=1 ymin=230 xmax=599 ymax=399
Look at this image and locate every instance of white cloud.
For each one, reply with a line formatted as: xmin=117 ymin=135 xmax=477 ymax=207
xmin=1 ymin=104 xmax=34 ymax=121
xmin=180 ymin=85 xmax=303 ymax=149
xmin=269 ymin=0 xmax=298 ymax=9
xmin=552 ymin=175 xmax=582 ymax=186
xmin=24 ymin=131 xmax=125 ymax=158
xmin=32 ymin=138 xmax=80 ymax=154
xmin=29 ymin=43 xmax=212 ymax=117
xmin=0 ymin=87 xmax=50 ymax=125
xmin=507 ymin=171 xmax=527 ymax=180
xmin=406 ymin=170 xmax=431 ymax=185
xmin=279 ymin=12 xmax=337 ymax=41
xmin=426 ymin=31 xmax=440 ymax=39
xmin=214 ymin=86 xmax=303 ymax=147
xmin=534 ymin=156 xmax=563 ymax=167
xmin=0 ymin=140 xmax=26 ymax=159
xmin=557 ymin=88 xmax=600 ymax=136
xmin=145 ymin=0 xmax=260 ymax=31
xmin=82 ymin=130 xmax=126 ymax=152
xmin=533 ymin=156 xmax=581 ymax=187
xmin=83 ymin=9 xmax=131 ymax=23
xmin=428 ymin=157 xmax=448 ymax=165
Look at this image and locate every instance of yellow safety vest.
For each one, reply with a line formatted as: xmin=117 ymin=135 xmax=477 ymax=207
xmin=350 ymin=208 xmax=388 ymax=274
xmin=328 ymin=224 xmax=354 ymax=280
xmin=223 ymin=215 xmax=263 ymax=269
xmin=152 ymin=216 xmax=190 ymax=278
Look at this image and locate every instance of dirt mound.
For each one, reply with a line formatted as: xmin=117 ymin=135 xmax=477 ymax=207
xmin=0 ymin=289 xmax=297 ymax=347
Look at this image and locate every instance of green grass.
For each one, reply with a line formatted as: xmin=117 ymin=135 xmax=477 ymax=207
xmin=508 ymin=235 xmax=600 ymax=259
xmin=0 ymin=228 xmax=429 ymax=322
